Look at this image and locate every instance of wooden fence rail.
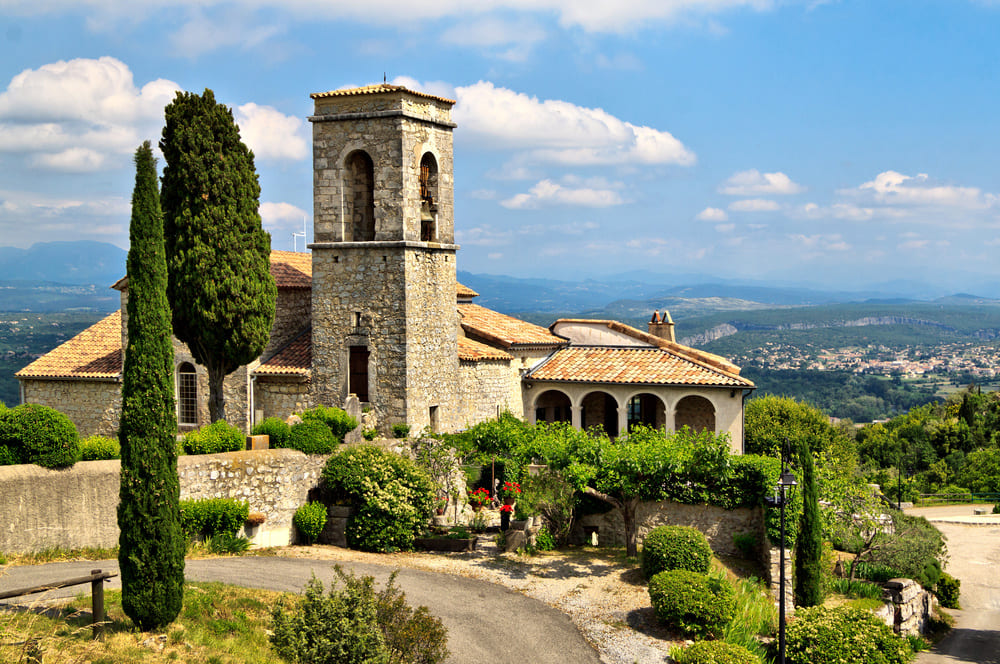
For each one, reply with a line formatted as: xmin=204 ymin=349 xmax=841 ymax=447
xmin=0 ymin=569 xmax=118 ymax=638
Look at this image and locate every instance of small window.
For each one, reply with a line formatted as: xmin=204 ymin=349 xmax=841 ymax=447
xmin=177 ymin=362 xmax=198 ymax=426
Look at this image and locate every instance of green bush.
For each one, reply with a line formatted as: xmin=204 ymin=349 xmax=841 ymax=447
xmin=785 ymin=606 xmax=912 ymax=664
xmin=0 ymin=403 xmax=80 ymax=468
xmin=732 ymin=532 xmax=757 ymax=560
xmin=252 ymin=417 xmax=291 ymax=448
xmin=936 ymin=572 xmax=961 ymax=609
xmin=0 ymin=444 xmax=20 ymax=466
xmin=179 ymin=498 xmax=249 ymax=540
xmin=270 ymin=567 xmax=448 ymax=664
xmin=647 ymin=570 xmax=736 ymax=638
xmin=207 ymin=532 xmax=252 ymax=554
xmin=392 ymin=423 xmax=410 ymax=439
xmin=284 ymin=420 xmax=338 ymax=454
xmin=915 ymin=558 xmax=942 ymax=590
xmin=300 ymin=405 xmax=358 ymax=442
xmin=535 ymin=525 xmax=556 ymax=551
xmin=363 ymin=428 xmax=378 ymax=441
xmin=671 ymin=640 xmax=761 ymax=664
xmin=641 ymin=525 xmax=712 ymax=579
xmin=322 ymin=445 xmax=434 ymax=552
xmin=294 ymin=502 xmax=328 ymax=545
xmin=182 ymin=420 xmax=245 ymax=455
xmin=79 ymin=435 xmax=120 ymax=461
xmin=993 ymin=503 xmax=1000 ymax=515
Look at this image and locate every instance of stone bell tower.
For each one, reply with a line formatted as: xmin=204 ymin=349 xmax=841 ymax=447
xmin=308 ymin=84 xmax=459 ymax=433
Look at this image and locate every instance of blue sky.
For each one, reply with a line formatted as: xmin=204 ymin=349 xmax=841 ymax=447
xmin=2 ymin=1 xmax=1000 ymax=292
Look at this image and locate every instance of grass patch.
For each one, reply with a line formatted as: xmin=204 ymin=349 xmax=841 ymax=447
xmin=720 ymin=575 xmax=777 ymax=660
xmin=0 ymin=582 xmax=287 ymax=663
xmin=5 ymin=546 xmax=120 ymax=566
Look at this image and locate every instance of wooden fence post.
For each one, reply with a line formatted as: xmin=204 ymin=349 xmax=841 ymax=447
xmin=90 ymin=569 xmax=105 ymax=638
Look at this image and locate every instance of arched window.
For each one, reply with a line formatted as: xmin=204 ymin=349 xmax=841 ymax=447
xmin=675 ymin=395 xmax=716 ymax=433
xmin=177 ymin=362 xmax=198 ymax=427
xmin=419 ymin=152 xmax=438 ymax=241
xmin=534 ymin=389 xmax=571 ymax=424
xmin=581 ymin=390 xmax=619 ymax=438
xmin=627 ymin=393 xmax=665 ymax=431
xmin=344 ymin=150 xmax=375 ymax=241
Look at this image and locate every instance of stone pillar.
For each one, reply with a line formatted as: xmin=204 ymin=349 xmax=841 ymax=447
xmin=571 ymin=404 xmax=582 ymax=429
xmin=767 ymin=545 xmax=795 ymax=615
xmin=617 ymin=406 xmax=628 ymax=438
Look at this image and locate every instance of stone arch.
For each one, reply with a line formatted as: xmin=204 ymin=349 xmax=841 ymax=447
xmin=344 ymin=150 xmax=375 ymax=241
xmin=675 ymin=395 xmax=716 ymax=433
xmin=533 ymin=389 xmax=571 ymax=424
xmin=177 ymin=361 xmax=198 ymax=427
xmin=581 ymin=390 xmax=620 ymax=438
xmin=419 ymin=152 xmax=438 ymax=241
xmin=626 ymin=392 xmax=666 ymax=431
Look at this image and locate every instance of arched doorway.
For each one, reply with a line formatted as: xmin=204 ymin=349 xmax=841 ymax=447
xmin=419 ymin=152 xmax=438 ymax=241
xmin=534 ymin=389 xmax=571 ymax=424
xmin=581 ymin=391 xmax=619 ymax=438
xmin=627 ymin=393 xmax=665 ymax=431
xmin=675 ymin=395 xmax=716 ymax=433
xmin=344 ymin=150 xmax=375 ymax=241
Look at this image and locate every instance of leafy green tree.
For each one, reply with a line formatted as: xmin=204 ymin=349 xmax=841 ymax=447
xmin=160 ymin=88 xmax=276 ymax=423
xmin=795 ymin=440 xmax=823 ymax=607
xmin=744 ymin=395 xmax=847 ymax=458
xmin=117 ymin=141 xmax=185 ymax=630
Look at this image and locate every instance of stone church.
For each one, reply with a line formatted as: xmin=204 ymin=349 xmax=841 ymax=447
xmin=16 ymin=84 xmax=755 ymax=451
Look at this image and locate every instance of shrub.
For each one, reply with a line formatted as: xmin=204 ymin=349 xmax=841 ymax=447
xmin=519 ymin=469 xmax=578 ymax=546
xmin=363 ymin=428 xmax=378 ymax=441
xmin=671 ymin=640 xmax=761 ymax=664
xmin=641 ymin=525 xmax=712 ymax=579
xmin=322 ymin=445 xmax=434 ymax=552
xmin=535 ymin=525 xmax=556 ymax=551
xmin=936 ymin=572 xmax=961 ymax=609
xmin=301 ymin=405 xmax=358 ymax=442
xmin=179 ymin=497 xmax=249 ymax=540
xmin=182 ymin=420 xmax=245 ymax=455
xmin=993 ymin=503 xmax=1000 ymax=515
xmin=0 ymin=443 xmax=20 ymax=466
xmin=392 ymin=423 xmax=410 ymax=439
xmin=785 ymin=606 xmax=912 ymax=664
xmin=732 ymin=532 xmax=757 ymax=560
xmin=79 ymin=435 xmax=120 ymax=461
xmin=294 ymin=502 xmax=328 ymax=545
xmin=270 ymin=567 xmax=448 ymax=664
xmin=647 ymin=569 xmax=736 ymax=638
xmin=284 ymin=420 xmax=338 ymax=454
xmin=0 ymin=403 xmax=80 ymax=468
xmin=252 ymin=417 xmax=291 ymax=448
xmin=207 ymin=532 xmax=252 ymax=554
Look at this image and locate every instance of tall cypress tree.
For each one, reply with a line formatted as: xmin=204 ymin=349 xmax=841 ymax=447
xmin=118 ymin=141 xmax=185 ymax=630
xmin=794 ymin=438 xmax=824 ymax=607
xmin=159 ymin=89 xmax=276 ymax=423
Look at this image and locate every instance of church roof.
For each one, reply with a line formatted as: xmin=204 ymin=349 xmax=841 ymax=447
xmin=269 ymin=250 xmax=312 ymax=289
xmin=16 ymin=311 xmax=122 ymax=380
xmin=524 ymin=346 xmax=754 ymax=388
xmin=310 ymin=84 xmax=456 ymax=106
xmin=255 ymin=328 xmax=311 ymax=377
xmin=458 ymin=303 xmax=565 ymax=349
xmin=458 ymin=336 xmax=512 ymax=362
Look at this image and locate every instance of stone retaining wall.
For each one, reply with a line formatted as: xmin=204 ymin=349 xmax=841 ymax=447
xmin=0 ymin=449 xmax=327 ymax=554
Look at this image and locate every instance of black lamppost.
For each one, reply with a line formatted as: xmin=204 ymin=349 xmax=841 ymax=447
xmin=766 ymin=448 xmax=797 ymax=664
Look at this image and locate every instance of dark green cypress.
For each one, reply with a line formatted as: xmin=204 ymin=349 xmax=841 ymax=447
xmin=118 ymin=141 xmax=185 ymax=630
xmin=159 ymin=89 xmax=276 ymax=423
xmin=794 ymin=438 xmax=824 ymax=607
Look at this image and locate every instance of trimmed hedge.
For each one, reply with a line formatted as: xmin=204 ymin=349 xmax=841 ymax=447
xmin=179 ymin=497 xmax=249 ymax=540
xmin=300 ymin=405 xmax=358 ymax=442
xmin=936 ymin=572 xmax=961 ymax=609
xmin=294 ymin=502 xmax=328 ymax=545
xmin=785 ymin=606 xmax=912 ymax=664
xmin=182 ymin=420 xmax=245 ymax=455
xmin=672 ymin=641 xmax=761 ymax=664
xmin=648 ymin=570 xmax=736 ymax=638
xmin=252 ymin=417 xmax=291 ymax=448
xmin=80 ymin=435 xmax=121 ymax=461
xmin=641 ymin=525 xmax=712 ymax=579
xmin=0 ymin=403 xmax=80 ymax=468
xmin=285 ymin=420 xmax=338 ymax=454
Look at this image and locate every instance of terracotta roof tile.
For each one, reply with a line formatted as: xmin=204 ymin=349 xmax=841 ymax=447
xmin=16 ymin=311 xmax=122 ymax=380
xmin=456 ymin=282 xmax=479 ymax=299
xmin=269 ymin=250 xmax=312 ymax=289
xmin=458 ymin=336 xmax=511 ymax=362
xmin=310 ymin=84 xmax=456 ymax=105
xmin=525 ymin=346 xmax=754 ymax=388
xmin=458 ymin=303 xmax=565 ymax=349
xmin=255 ymin=329 xmax=311 ymax=376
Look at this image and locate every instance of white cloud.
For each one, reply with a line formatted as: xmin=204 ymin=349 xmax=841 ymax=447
xmin=456 ymin=224 xmax=512 ymax=246
xmin=789 ymin=233 xmax=850 ymax=251
xmin=728 ymin=198 xmax=780 ymax=212
xmin=719 ymin=169 xmax=804 ymax=196
xmin=899 ymin=238 xmax=929 ymax=250
xmin=501 ymin=179 xmax=625 ymax=209
xmin=440 ymin=16 xmax=546 ymax=59
xmin=259 ymin=201 xmax=308 ymax=235
xmin=453 ymin=81 xmax=695 ymax=167
xmin=695 ymin=207 xmax=728 ymax=222
xmin=852 ymin=171 xmax=996 ymax=209
xmin=793 ymin=202 xmax=876 ymax=221
xmin=0 ymin=56 xmax=180 ymax=171
xmin=714 ymin=223 xmax=735 ymax=233
xmin=488 ymin=252 xmax=503 ymax=260
xmin=0 ymin=188 xmax=130 ymax=246
xmin=169 ymin=8 xmax=287 ymax=57
xmin=235 ymin=103 xmax=308 ymax=161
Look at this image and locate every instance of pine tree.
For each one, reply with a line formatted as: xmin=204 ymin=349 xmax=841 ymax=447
xmin=118 ymin=141 xmax=185 ymax=630
xmin=795 ymin=438 xmax=824 ymax=607
xmin=159 ymin=88 xmax=276 ymax=423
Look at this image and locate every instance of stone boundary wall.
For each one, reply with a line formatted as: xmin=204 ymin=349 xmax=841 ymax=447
xmin=573 ymin=500 xmax=763 ymax=557
xmin=0 ymin=449 xmax=326 ymax=554
xmin=877 ymin=578 xmax=936 ymax=636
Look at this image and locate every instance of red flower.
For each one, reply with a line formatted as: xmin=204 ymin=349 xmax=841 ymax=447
xmin=500 ymin=504 xmax=513 ymax=513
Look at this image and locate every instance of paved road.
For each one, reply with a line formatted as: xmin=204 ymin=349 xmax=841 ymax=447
xmin=0 ymin=557 xmax=602 ymax=664
xmin=907 ymin=505 xmax=1000 ymax=664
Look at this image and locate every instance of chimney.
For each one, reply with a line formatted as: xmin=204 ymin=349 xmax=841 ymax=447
xmin=648 ymin=309 xmax=675 ymax=342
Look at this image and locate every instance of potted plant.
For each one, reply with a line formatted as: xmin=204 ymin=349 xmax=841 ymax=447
xmin=500 ymin=481 xmax=521 ymax=505
xmin=434 ymin=497 xmax=448 ymax=515
xmin=468 ymin=487 xmax=491 ymax=511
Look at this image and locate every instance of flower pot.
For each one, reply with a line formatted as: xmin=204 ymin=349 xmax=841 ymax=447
xmin=511 ymin=519 xmax=530 ymax=530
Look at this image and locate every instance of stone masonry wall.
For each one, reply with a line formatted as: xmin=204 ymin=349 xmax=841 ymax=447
xmin=459 ymin=359 xmax=523 ymax=425
xmin=255 ymin=379 xmax=312 ymax=421
xmin=21 ymin=379 xmax=121 ymax=438
xmin=574 ymin=500 xmax=763 ymax=557
xmin=0 ymin=449 xmax=327 ymax=554
xmin=262 ymin=288 xmax=311 ymax=360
